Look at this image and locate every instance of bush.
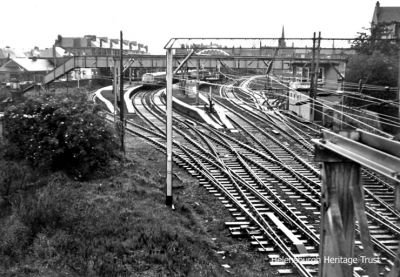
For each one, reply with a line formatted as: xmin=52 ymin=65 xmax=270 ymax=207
xmin=0 ymin=160 xmax=38 ymax=202
xmin=3 ymin=92 xmax=120 ymax=179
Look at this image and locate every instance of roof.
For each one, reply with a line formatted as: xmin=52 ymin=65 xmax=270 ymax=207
xmin=376 ymin=7 xmax=400 ymax=22
xmin=24 ymin=47 xmax=66 ymax=58
xmin=0 ymin=58 xmax=53 ymax=72
xmin=0 ymin=47 xmax=26 ymax=59
xmin=38 ymin=47 xmax=66 ymax=58
xmin=372 ymin=2 xmax=400 ymax=24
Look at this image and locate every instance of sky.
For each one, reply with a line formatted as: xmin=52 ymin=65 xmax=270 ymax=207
xmin=1 ymin=0 xmax=400 ymax=54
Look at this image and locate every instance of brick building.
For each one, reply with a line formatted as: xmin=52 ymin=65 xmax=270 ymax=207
xmin=372 ymin=1 xmax=400 ymax=38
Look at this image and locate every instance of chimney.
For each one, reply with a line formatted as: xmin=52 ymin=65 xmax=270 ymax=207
xmin=110 ymin=39 xmax=119 ymax=48
xmin=129 ymin=41 xmax=137 ymax=50
xmin=56 ymin=35 xmax=62 ymax=45
xmin=99 ymin=37 xmax=108 ymax=48
xmin=375 ymin=1 xmax=381 ymax=23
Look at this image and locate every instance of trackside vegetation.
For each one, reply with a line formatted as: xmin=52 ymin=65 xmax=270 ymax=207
xmin=1 ymin=91 xmax=268 ymax=277
xmin=2 ymin=92 xmax=120 ymax=180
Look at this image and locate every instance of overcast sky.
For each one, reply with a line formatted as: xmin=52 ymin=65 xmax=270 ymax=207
xmin=2 ymin=0 xmax=399 ymax=53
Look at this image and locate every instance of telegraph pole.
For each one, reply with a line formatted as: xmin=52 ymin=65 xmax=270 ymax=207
xmin=113 ymin=58 xmax=118 ymax=123
xmin=310 ymin=32 xmax=316 ymax=122
xmin=310 ymin=32 xmax=322 ymax=123
xmin=314 ymin=32 xmax=321 ymax=122
xmin=120 ymin=31 xmax=125 ymax=153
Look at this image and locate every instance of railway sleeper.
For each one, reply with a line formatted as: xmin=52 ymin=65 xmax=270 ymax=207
xmin=257 ymin=247 xmax=275 ymax=252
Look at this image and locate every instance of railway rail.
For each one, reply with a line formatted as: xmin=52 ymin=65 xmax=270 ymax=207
xmin=214 ymin=79 xmax=400 ymax=271
xmin=97 ymin=82 xmax=399 ymax=276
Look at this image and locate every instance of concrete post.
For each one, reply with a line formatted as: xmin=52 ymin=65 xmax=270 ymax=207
xmin=166 ymin=49 xmax=173 ymax=207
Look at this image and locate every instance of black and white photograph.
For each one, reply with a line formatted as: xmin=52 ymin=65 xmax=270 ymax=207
xmin=0 ymin=0 xmax=399 ymax=276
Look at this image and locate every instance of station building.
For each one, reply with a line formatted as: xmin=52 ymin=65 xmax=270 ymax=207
xmin=0 ymin=57 xmax=53 ymax=84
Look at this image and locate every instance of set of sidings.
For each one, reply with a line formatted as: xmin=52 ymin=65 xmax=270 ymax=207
xmin=219 ymin=80 xmax=400 ymax=274
xmin=99 ymin=82 xmax=399 ymax=277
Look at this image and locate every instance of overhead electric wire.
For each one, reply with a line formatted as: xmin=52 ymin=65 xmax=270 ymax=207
xmin=267 ymin=76 xmax=395 ymax=137
xmin=248 ymin=76 xmax=400 ymax=106
xmin=247 ymin=76 xmax=400 ymax=124
xmin=173 ymin=73 xmax=396 ymax=137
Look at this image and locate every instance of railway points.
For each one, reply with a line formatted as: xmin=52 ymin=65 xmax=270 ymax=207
xmin=3 ymin=1 xmax=400 ymax=276
xmin=94 ymin=69 xmax=399 ymax=276
xmin=5 ymin=32 xmax=399 ymax=277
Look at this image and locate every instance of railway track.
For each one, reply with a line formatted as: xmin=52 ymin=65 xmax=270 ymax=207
xmin=129 ymin=87 xmax=321 ymax=275
xmin=98 ymin=83 xmax=399 ymax=276
xmin=205 ymin=81 xmax=400 ymax=275
xmin=242 ymin=77 xmax=399 ymax=205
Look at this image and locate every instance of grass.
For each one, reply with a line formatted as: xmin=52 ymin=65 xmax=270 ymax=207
xmin=0 ymin=105 xmax=275 ymax=277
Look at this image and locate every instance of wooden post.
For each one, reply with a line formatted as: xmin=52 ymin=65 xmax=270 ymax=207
xmin=394 ymin=180 xmax=400 ymax=212
xmin=316 ymin=144 xmax=380 ymax=277
xmin=314 ymin=129 xmax=400 ymax=276
xmin=166 ymin=48 xmax=173 ymax=207
xmin=317 ymin=148 xmax=356 ymax=277
xmin=349 ymin=171 xmax=379 ymax=276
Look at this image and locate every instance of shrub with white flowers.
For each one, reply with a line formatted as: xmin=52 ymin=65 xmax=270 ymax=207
xmin=3 ymin=92 xmax=120 ymax=179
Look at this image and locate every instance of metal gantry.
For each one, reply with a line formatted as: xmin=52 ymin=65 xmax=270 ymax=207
xmin=102 ymin=79 xmax=400 ymax=276
xmin=164 ymin=36 xmax=353 ymax=207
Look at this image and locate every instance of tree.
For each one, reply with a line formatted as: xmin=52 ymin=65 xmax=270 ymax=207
xmin=348 ymin=23 xmax=399 ymax=87
xmin=346 ymin=26 xmax=397 ymax=99
xmin=344 ymin=23 xmax=400 ymax=134
xmin=346 ymin=51 xmax=398 ymax=89
xmin=352 ymin=23 xmax=399 ymax=56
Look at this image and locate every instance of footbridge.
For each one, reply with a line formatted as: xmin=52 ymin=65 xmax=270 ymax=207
xmin=43 ymin=51 xmax=350 ymax=84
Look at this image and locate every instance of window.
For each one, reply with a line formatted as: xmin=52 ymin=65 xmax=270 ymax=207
xmin=318 ymin=67 xmax=324 ymax=80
